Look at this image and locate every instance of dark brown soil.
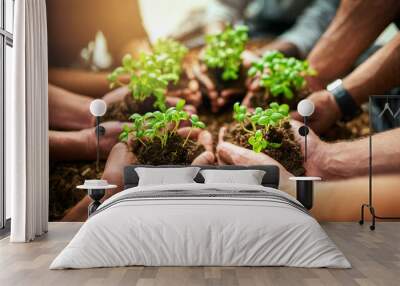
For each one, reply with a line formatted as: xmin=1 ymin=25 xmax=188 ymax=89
xmin=49 ymin=161 xmax=104 ymax=221
xmin=224 ymin=120 xmax=305 ymax=176
xmin=249 ymin=87 xmax=310 ymax=110
xmin=323 ymin=111 xmax=370 ymax=141
xmin=102 ymin=94 xmax=157 ymax=122
xmin=132 ymin=133 xmax=205 ymax=165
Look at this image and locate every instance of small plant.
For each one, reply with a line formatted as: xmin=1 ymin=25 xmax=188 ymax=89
xmin=153 ymin=38 xmax=188 ymax=78
xmin=233 ymin=102 xmax=289 ymax=153
xmin=108 ymin=38 xmax=188 ymax=111
xmin=203 ymin=24 xmax=249 ymax=81
xmin=120 ymin=99 xmax=206 ymax=149
xmin=248 ymin=50 xmax=316 ymax=100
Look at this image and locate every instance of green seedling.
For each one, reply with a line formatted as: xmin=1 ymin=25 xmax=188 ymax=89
xmin=153 ymin=38 xmax=188 ymax=79
xmin=108 ymin=38 xmax=188 ymax=111
xmin=120 ymin=99 xmax=206 ymax=149
xmin=204 ymin=24 xmax=248 ymax=81
xmin=248 ymin=50 xmax=316 ymax=100
xmin=232 ymin=102 xmax=289 ymax=153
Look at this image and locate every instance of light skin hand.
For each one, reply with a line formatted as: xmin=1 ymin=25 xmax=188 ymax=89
xmin=62 ymin=142 xmax=137 ymax=222
xmin=48 ymin=83 xmax=95 ymax=130
xmin=216 ymin=121 xmax=326 ymax=189
xmin=290 ymin=90 xmax=341 ymax=135
xmin=177 ymin=127 xmax=215 ymax=165
xmin=49 ymin=121 xmax=127 ymax=162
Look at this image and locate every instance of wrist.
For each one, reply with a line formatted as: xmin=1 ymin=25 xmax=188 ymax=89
xmin=327 ymin=79 xmax=362 ymax=122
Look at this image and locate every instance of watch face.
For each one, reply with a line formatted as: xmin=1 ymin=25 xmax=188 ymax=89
xmin=327 ymin=79 xmax=343 ymax=92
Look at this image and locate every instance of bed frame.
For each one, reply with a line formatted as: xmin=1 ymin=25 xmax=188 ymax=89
xmin=123 ymin=165 xmax=280 ymax=189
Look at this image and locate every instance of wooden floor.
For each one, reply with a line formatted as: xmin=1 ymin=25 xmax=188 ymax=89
xmin=0 ymin=222 xmax=399 ymax=286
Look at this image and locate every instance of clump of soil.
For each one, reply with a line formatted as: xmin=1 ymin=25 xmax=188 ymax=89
xmin=224 ymin=120 xmax=305 ymax=176
xmin=249 ymin=88 xmax=310 ymax=110
xmin=323 ymin=111 xmax=370 ymax=141
xmin=49 ymin=161 xmax=104 ymax=221
xmin=131 ymin=134 xmax=205 ymax=165
xmin=103 ymin=94 xmax=157 ymax=122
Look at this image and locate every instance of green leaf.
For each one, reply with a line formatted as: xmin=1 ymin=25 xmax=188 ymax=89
xmin=176 ymin=99 xmax=186 ymax=111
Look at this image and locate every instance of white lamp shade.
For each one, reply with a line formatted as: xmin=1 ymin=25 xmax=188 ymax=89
xmin=297 ymin=99 xmax=315 ymax=117
xmin=90 ymin=99 xmax=107 ymax=117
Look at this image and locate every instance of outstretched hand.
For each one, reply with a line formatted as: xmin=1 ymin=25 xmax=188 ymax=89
xmin=177 ymin=127 xmax=215 ymax=165
xmin=216 ymin=120 xmax=326 ymax=189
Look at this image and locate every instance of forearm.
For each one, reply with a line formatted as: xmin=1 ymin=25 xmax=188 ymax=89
xmin=49 ymin=130 xmax=90 ymax=161
xmin=320 ymin=128 xmax=400 ymax=179
xmin=49 ymin=68 xmax=111 ymax=98
xmin=343 ymin=34 xmax=400 ymax=105
xmin=49 ymin=84 xmax=94 ymax=130
xmin=308 ymin=0 xmax=400 ymax=85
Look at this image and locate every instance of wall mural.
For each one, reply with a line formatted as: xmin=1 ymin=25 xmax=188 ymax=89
xmin=47 ymin=0 xmax=400 ymax=222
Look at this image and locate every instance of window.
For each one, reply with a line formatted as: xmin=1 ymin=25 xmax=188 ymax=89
xmin=1 ymin=0 xmax=14 ymax=232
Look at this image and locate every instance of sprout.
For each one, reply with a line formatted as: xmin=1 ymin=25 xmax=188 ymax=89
xmin=232 ymin=102 xmax=289 ymax=153
xmin=121 ymin=100 xmax=206 ymax=149
xmin=108 ymin=38 xmax=188 ymax=111
xmin=203 ymin=24 xmax=249 ymax=81
xmin=248 ymin=50 xmax=316 ymax=100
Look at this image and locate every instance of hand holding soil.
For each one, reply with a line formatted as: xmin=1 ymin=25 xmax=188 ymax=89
xmin=102 ymin=86 xmax=198 ymax=122
xmin=83 ymin=121 xmax=129 ymax=160
xmin=217 ymin=120 xmax=324 ymax=189
xmin=62 ymin=142 xmax=136 ymax=222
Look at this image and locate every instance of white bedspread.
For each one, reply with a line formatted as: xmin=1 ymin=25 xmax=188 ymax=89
xmin=50 ymin=183 xmax=350 ymax=269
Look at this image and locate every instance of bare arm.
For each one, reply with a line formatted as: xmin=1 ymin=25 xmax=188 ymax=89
xmin=49 ymin=122 xmax=125 ymax=162
xmin=49 ymin=84 xmax=94 ymax=130
xmin=291 ymin=34 xmax=400 ymax=134
xmin=49 ymin=68 xmax=113 ymax=98
xmin=344 ymin=33 xmax=400 ymax=106
xmin=307 ymin=0 xmax=400 ymax=87
xmin=320 ymin=128 xmax=400 ymax=179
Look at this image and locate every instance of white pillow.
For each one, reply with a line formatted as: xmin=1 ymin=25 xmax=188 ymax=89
xmin=200 ymin=169 xmax=266 ymax=185
xmin=135 ymin=167 xmax=200 ymax=186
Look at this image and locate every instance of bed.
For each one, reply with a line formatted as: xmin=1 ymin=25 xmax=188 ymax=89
xmin=50 ymin=165 xmax=350 ymax=269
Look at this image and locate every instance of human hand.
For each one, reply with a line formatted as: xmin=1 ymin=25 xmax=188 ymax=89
xmin=290 ymin=90 xmax=341 ymax=135
xmin=177 ymin=127 xmax=215 ymax=164
xmin=216 ymin=121 xmax=327 ymax=188
xmin=83 ymin=121 xmax=128 ymax=160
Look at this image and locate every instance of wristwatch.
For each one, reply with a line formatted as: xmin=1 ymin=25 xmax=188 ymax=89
xmin=326 ymin=79 xmax=362 ymax=122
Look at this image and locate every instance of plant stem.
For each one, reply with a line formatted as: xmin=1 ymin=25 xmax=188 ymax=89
xmin=183 ymin=128 xmax=193 ymax=147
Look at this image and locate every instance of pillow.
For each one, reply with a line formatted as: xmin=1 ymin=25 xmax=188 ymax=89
xmin=135 ymin=167 xmax=200 ymax=186
xmin=200 ymin=169 xmax=266 ymax=185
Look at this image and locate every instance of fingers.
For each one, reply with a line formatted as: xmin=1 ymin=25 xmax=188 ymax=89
xmin=290 ymin=110 xmax=303 ymax=122
xmin=192 ymin=151 xmax=215 ymax=165
xmin=216 ymin=141 xmax=293 ymax=178
xmin=177 ymin=127 xmax=202 ymax=139
xmin=103 ymin=142 xmax=137 ymax=192
xmin=193 ymin=64 xmax=215 ymax=91
xmin=218 ymin=126 xmax=227 ymax=145
xmin=102 ymin=86 xmax=130 ymax=105
xmin=198 ymin=130 xmax=214 ymax=152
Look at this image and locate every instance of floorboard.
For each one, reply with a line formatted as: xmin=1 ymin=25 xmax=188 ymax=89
xmin=0 ymin=222 xmax=399 ymax=286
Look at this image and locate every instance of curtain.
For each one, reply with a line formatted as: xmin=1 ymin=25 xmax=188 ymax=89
xmin=7 ymin=0 xmax=49 ymax=242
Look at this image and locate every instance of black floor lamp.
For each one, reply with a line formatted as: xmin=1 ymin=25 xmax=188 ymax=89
xmin=359 ymin=95 xmax=400 ymax=230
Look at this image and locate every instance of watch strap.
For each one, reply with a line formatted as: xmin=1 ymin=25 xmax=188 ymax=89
xmin=327 ymin=80 xmax=361 ymax=122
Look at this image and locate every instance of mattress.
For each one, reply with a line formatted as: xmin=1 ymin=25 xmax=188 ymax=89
xmin=50 ymin=183 xmax=350 ymax=269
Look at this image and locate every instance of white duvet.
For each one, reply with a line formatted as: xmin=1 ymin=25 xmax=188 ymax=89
xmin=50 ymin=183 xmax=350 ymax=269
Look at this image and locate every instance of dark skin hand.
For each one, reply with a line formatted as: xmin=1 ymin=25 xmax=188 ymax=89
xmin=193 ymin=63 xmax=246 ymax=113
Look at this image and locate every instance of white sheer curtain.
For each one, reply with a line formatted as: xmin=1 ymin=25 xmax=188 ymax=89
xmin=7 ymin=0 xmax=49 ymax=242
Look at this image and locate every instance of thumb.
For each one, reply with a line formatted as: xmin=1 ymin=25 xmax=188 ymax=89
xmin=290 ymin=110 xmax=303 ymax=122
